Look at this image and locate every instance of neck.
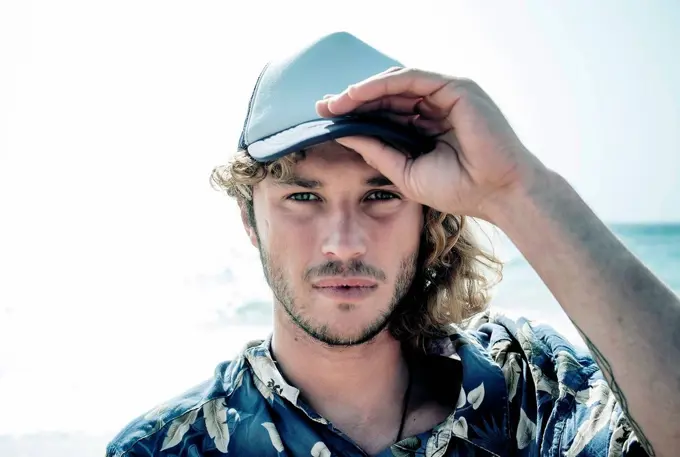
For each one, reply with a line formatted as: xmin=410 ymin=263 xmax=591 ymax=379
xmin=270 ymin=305 xmax=410 ymax=435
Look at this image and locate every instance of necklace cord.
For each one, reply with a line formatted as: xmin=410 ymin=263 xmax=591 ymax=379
xmin=396 ymin=368 xmax=412 ymax=442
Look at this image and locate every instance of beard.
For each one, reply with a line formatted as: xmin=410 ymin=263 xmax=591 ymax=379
xmin=258 ymin=245 xmax=418 ymax=347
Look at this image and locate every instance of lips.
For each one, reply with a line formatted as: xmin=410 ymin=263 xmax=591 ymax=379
xmin=311 ymin=277 xmax=378 ymax=301
xmin=312 ymin=278 xmax=378 ymax=288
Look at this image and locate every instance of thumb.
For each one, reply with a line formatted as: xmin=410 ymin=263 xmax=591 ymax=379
xmin=335 ymin=135 xmax=410 ymax=191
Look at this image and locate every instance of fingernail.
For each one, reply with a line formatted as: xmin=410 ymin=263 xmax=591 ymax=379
xmin=322 ymin=94 xmax=335 ymax=100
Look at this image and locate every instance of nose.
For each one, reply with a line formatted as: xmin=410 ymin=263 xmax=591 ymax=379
xmin=321 ymin=207 xmax=367 ymax=262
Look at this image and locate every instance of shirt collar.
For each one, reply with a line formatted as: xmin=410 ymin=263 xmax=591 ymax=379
xmin=241 ymin=328 xmax=509 ymax=456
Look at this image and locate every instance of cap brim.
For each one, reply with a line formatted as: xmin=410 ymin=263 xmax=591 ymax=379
xmin=246 ymin=117 xmax=437 ymax=162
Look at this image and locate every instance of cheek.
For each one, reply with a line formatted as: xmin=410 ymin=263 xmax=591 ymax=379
xmin=260 ymin=208 xmax=318 ymax=267
xmin=370 ymin=206 xmax=423 ymax=250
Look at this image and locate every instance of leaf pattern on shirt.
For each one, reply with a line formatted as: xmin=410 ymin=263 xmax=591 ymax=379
xmin=311 ymin=441 xmax=331 ymax=457
xmin=503 ymin=353 xmax=523 ymax=402
xmin=565 ymin=382 xmax=617 ymax=457
xmin=246 ymin=349 xmax=300 ymax=404
xmin=608 ymin=408 xmax=639 ymax=457
xmin=555 ymin=350 xmax=587 ymax=398
xmin=426 ymin=422 xmax=453 ymax=457
xmin=231 ymin=366 xmax=247 ymax=392
xmin=574 ymin=379 xmax=609 ymax=406
xmin=489 ymin=339 xmax=511 ymax=363
xmin=456 ymin=385 xmax=466 ymax=409
xmin=516 ymin=407 xmax=537 ymax=450
xmin=392 ymin=436 xmax=421 ymax=457
xmin=262 ymin=422 xmax=284 ymax=453
xmin=160 ymin=409 xmax=198 ymax=451
xmin=204 ymin=398 xmax=230 ymax=453
xmin=452 ymin=416 xmax=468 ymax=438
xmin=488 ymin=337 xmax=525 ymax=404
xmin=252 ymin=373 xmax=274 ymax=402
xmin=467 ymin=382 xmax=485 ymax=410
xmin=530 ymin=364 xmax=560 ymax=397
xmin=470 ymin=414 xmax=507 ymax=452
xmin=106 ymin=313 xmax=648 ymax=457
xmin=517 ymin=321 xmax=541 ymax=358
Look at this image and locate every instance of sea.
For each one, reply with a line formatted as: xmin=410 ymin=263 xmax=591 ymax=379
xmin=1 ymin=223 xmax=679 ymax=456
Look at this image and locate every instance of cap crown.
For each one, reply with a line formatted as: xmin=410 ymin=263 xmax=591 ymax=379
xmin=238 ymin=32 xmax=403 ymax=150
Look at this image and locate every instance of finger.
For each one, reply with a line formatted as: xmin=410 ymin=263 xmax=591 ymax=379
xmin=315 ymin=93 xmax=345 ymax=116
xmin=334 ymin=136 xmax=410 ymax=192
xmin=367 ymin=112 xmax=417 ymax=128
xmin=353 ymin=95 xmax=423 ymax=115
xmin=414 ymin=96 xmax=449 ymax=121
xmin=317 ymin=93 xmax=450 ymax=122
xmin=315 ymin=69 xmax=405 ymax=117
xmin=315 ymin=98 xmax=335 ymax=117
xmin=412 ymin=117 xmax=451 ymax=136
xmin=317 ymin=95 xmax=422 ymax=117
xmin=324 ymin=68 xmax=455 ymax=116
xmin=365 ymin=111 xmax=450 ymax=137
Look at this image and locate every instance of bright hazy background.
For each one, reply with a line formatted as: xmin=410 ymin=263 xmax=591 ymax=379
xmin=1 ymin=0 xmax=678 ymax=451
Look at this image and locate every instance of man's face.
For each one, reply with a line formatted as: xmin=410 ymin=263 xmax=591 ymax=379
xmin=246 ymin=141 xmax=423 ymax=346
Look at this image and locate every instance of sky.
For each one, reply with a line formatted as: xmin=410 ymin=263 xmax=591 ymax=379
xmin=0 ymin=0 xmax=679 ymax=437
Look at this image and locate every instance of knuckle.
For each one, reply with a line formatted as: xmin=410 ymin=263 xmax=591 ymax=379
xmin=455 ymin=77 xmax=480 ymax=91
xmin=444 ymin=77 xmax=479 ymax=98
xmin=384 ymin=65 xmax=405 ymax=74
xmin=401 ymin=67 xmax=423 ymax=77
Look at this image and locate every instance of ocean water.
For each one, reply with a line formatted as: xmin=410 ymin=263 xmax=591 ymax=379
xmin=1 ymin=223 xmax=679 ymax=456
xmin=491 ymin=223 xmax=680 ymax=339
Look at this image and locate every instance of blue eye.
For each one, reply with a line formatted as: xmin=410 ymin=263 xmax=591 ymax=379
xmin=288 ymin=193 xmax=320 ymax=201
xmin=365 ymin=191 xmax=399 ymax=201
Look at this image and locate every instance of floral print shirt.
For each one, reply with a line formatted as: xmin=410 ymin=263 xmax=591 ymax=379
xmin=106 ymin=311 xmax=647 ymax=456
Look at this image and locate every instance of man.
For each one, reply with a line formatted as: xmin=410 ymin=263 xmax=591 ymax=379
xmin=106 ymin=32 xmax=679 ymax=456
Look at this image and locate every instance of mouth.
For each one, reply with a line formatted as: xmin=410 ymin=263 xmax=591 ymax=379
xmin=312 ymin=278 xmax=378 ymax=288
xmin=312 ymin=278 xmax=378 ymax=301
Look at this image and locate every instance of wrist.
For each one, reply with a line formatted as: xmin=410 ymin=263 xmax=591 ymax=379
xmin=482 ymin=158 xmax=564 ymax=231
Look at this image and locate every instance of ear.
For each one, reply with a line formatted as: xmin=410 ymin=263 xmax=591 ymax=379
xmin=239 ymin=200 xmax=259 ymax=248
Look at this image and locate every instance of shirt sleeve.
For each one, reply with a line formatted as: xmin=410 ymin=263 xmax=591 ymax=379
xmin=468 ymin=311 xmax=650 ymax=457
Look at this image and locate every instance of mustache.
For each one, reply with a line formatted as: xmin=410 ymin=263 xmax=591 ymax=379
xmin=303 ymin=259 xmax=387 ymax=282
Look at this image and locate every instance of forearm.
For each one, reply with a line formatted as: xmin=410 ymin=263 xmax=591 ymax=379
xmin=489 ymin=166 xmax=680 ymax=456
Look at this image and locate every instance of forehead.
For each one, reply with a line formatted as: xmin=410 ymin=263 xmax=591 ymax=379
xmin=263 ymin=141 xmax=382 ymax=186
xmin=259 ymin=141 xmax=392 ymax=191
xmin=294 ymin=141 xmax=370 ymax=171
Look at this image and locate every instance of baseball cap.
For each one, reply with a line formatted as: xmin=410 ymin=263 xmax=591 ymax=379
xmin=238 ymin=31 xmax=437 ymax=162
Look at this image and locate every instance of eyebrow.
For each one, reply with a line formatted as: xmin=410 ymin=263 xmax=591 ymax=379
xmin=278 ymin=176 xmax=321 ymax=189
xmin=366 ymin=175 xmax=394 ymax=187
xmin=278 ymin=174 xmax=394 ymax=188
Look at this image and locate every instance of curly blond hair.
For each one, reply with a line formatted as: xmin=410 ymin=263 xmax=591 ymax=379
xmin=210 ymin=145 xmax=503 ymax=350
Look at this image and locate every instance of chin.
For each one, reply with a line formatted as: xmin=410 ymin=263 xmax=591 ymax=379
xmin=300 ymin=312 xmax=393 ymax=347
